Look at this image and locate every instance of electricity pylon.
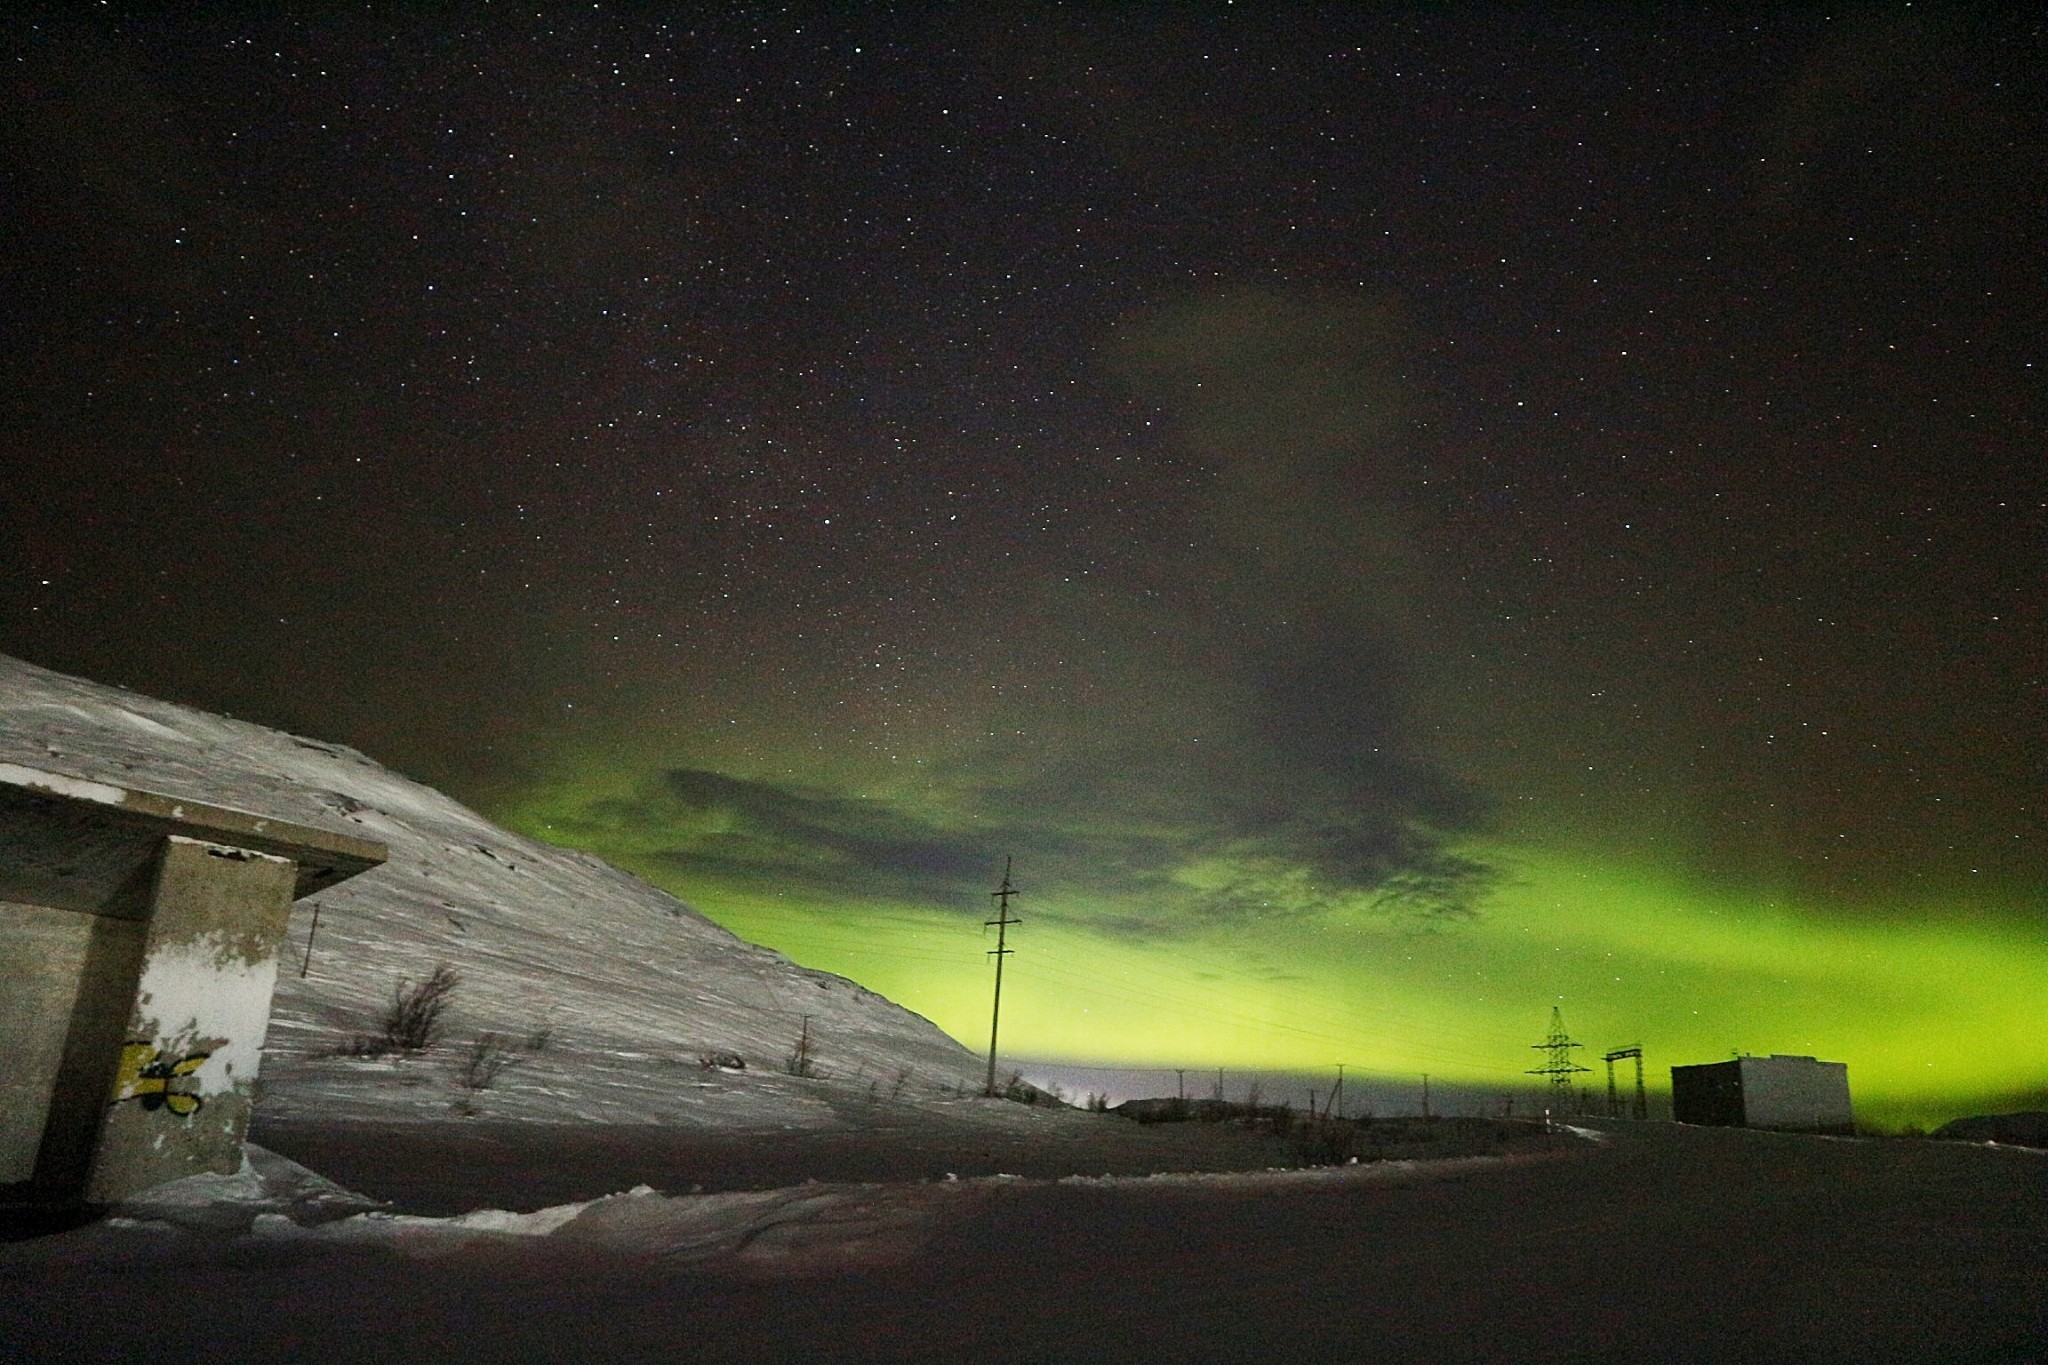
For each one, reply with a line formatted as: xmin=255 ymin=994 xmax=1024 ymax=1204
xmin=1527 ymin=1007 xmax=1591 ymax=1100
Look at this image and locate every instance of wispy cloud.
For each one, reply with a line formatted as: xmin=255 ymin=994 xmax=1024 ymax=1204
xmin=529 ymin=288 xmax=1500 ymax=940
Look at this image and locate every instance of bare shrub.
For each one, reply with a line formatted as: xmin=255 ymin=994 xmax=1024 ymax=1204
xmin=338 ymin=964 xmax=460 ymax=1055
xmin=461 ymin=1032 xmax=521 ymax=1090
xmin=784 ymin=1022 xmax=817 ymax=1077
xmin=997 ymin=1071 xmax=1065 ymax=1106
xmin=381 ymin=964 xmax=460 ymax=1052
xmin=525 ymin=1009 xmax=558 ymax=1052
xmin=1294 ymin=1118 xmax=1356 ymax=1166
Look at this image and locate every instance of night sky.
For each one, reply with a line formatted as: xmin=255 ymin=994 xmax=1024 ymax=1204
xmin=4 ymin=8 xmax=2041 ymax=1124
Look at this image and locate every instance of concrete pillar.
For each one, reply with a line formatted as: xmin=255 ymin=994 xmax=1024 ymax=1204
xmin=84 ymin=837 xmax=301 ymax=1201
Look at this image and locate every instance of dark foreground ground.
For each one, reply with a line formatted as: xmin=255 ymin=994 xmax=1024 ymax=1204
xmin=244 ymin=1105 xmax=1537 ymax=1214
xmin=3 ymin=1116 xmax=2043 ymax=1363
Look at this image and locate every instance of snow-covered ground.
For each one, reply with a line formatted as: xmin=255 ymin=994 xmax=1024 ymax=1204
xmin=138 ymin=1145 xmax=1531 ymax=1272
xmin=0 ymin=652 xmax=986 ymax=1130
xmin=4 ymin=1120 xmax=2041 ymax=1362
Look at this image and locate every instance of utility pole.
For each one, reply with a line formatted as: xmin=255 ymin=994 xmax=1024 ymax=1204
xmin=298 ymin=901 xmax=322 ymax=978
xmin=1527 ymin=1007 xmax=1591 ymax=1101
xmin=1175 ymin=1069 xmax=1187 ymax=1101
xmin=982 ymin=857 xmax=1020 ymax=1097
xmin=1333 ymin=1063 xmax=1346 ymax=1120
xmin=792 ymin=1013 xmax=813 ymax=1076
xmin=1421 ymin=1073 xmax=1432 ymax=1120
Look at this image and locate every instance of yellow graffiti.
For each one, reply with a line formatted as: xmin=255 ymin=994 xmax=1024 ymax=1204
xmin=112 ymin=1042 xmax=209 ymax=1117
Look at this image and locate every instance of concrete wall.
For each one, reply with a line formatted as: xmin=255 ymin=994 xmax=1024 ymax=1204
xmin=1671 ymin=1055 xmax=1854 ymax=1133
xmin=0 ymin=902 xmax=93 ymax=1182
xmin=1670 ymin=1060 xmax=1746 ymax=1128
xmin=1739 ymin=1055 xmax=1853 ymax=1133
xmin=25 ymin=918 xmax=150 ymax=1199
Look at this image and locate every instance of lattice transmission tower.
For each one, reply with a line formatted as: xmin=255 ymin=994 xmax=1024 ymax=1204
xmin=1527 ymin=1007 xmax=1591 ymax=1102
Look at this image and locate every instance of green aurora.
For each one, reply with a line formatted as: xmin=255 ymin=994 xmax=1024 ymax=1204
xmin=501 ymin=755 xmax=2046 ymax=1131
xmin=484 ymin=289 xmax=2042 ymax=1133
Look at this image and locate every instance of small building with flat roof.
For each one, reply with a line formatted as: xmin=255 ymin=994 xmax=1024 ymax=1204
xmin=1670 ymin=1054 xmax=1853 ymax=1134
xmin=0 ymin=763 xmax=385 ymax=1208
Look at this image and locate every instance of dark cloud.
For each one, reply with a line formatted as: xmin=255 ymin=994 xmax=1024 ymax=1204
xmin=556 ymin=736 xmax=1493 ymax=939
xmin=637 ymin=768 xmax=993 ymax=904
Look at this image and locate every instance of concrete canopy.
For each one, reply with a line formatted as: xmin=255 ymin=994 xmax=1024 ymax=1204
xmin=0 ymin=762 xmax=385 ymax=916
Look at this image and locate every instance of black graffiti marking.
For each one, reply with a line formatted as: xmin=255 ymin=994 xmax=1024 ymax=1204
xmin=113 ymin=1042 xmax=211 ymax=1118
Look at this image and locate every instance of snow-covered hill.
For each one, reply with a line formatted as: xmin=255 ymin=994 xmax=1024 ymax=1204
xmin=0 ymin=653 xmax=985 ymax=1127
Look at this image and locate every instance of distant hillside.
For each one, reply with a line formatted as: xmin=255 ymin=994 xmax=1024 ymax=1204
xmin=1932 ymin=1113 xmax=2048 ymax=1149
xmin=0 ymin=654 xmax=984 ymax=1127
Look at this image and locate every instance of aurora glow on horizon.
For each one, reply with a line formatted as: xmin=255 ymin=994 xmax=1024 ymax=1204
xmin=498 ymin=730 xmax=2045 ymax=1131
xmin=3 ymin=10 xmax=2040 ymax=1129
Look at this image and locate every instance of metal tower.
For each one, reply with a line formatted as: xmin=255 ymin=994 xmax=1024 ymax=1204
xmin=1602 ymin=1045 xmax=1646 ymax=1119
xmin=1527 ymin=1007 xmax=1591 ymax=1099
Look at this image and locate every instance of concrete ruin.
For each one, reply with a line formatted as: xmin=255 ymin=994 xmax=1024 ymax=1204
xmin=0 ymin=763 xmax=384 ymax=1207
xmin=1670 ymin=1054 xmax=1854 ymax=1134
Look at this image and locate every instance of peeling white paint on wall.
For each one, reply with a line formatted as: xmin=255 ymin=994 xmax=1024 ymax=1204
xmin=131 ymin=926 xmax=288 ymax=1097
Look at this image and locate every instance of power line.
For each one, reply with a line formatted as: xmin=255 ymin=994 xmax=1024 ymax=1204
xmin=772 ymin=930 xmax=1523 ymax=1074
xmin=729 ymin=904 xmax=1523 ymax=1051
xmin=722 ymin=902 xmax=1544 ymax=1080
xmin=1010 ymin=956 xmax=1530 ymax=1073
xmin=720 ymin=902 xmax=1536 ymax=1064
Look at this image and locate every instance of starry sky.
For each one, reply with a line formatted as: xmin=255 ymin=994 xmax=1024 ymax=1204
xmin=3 ymin=8 xmax=2041 ymax=1126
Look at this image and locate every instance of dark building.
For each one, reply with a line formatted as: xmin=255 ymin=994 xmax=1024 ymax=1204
xmin=1670 ymin=1054 xmax=1853 ymax=1134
